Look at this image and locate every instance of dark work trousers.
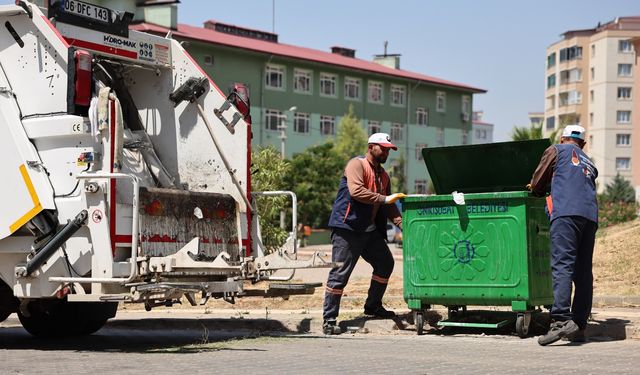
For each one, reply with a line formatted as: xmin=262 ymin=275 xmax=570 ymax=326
xmin=323 ymin=228 xmax=394 ymax=321
xmin=549 ymin=215 xmax=598 ymax=329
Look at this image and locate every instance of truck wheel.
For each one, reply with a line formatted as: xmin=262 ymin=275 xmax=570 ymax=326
xmin=0 ymin=282 xmax=19 ymax=323
xmin=18 ymin=300 xmax=117 ymax=337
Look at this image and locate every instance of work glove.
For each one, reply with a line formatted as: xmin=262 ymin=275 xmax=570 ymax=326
xmin=384 ymin=193 xmax=407 ymax=204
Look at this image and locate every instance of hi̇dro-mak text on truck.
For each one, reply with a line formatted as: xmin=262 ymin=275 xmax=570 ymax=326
xmin=0 ymin=0 xmax=333 ymax=337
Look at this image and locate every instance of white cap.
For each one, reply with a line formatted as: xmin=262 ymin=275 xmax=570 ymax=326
xmin=561 ymin=125 xmax=586 ymax=140
xmin=368 ymin=132 xmax=397 ymax=150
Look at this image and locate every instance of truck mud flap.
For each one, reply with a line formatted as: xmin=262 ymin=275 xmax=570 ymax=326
xmin=138 ymin=187 xmax=240 ymax=261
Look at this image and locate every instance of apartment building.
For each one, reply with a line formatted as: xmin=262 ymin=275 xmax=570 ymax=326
xmin=471 ymin=111 xmax=494 ymax=144
xmin=127 ymin=16 xmax=485 ymax=195
xmin=632 ymin=37 xmax=640 ymax=200
xmin=545 ymin=17 xmax=640 ymax=192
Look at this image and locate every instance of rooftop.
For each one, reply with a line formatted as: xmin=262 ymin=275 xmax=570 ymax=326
xmin=131 ymin=22 xmax=486 ymax=93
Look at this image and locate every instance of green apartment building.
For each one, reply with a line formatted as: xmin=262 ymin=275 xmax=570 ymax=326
xmin=133 ymin=16 xmax=486 ymax=193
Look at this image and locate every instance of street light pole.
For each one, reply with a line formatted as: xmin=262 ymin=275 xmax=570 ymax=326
xmin=279 ymin=118 xmax=287 ymax=159
xmin=278 ymin=106 xmax=297 ymax=160
xmin=279 ymin=106 xmax=296 ymax=229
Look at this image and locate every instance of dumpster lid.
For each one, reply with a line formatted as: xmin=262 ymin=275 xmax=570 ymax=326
xmin=422 ymin=139 xmax=550 ymax=194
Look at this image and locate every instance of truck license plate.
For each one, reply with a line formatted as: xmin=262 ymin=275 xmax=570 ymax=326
xmin=63 ymin=0 xmax=111 ymax=23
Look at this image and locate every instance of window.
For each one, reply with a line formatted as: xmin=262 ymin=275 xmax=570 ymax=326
xmin=547 ymin=95 xmax=555 ymax=109
xmin=390 ymin=123 xmax=403 ymax=141
xmin=560 ymin=91 xmax=581 ymax=106
xmin=590 ymin=113 xmax=593 ymax=125
xmin=547 ymin=74 xmax=556 ymax=89
xmin=294 ymin=69 xmax=312 ymax=93
xmin=618 ymin=87 xmax=632 ymax=100
xmin=616 ymin=157 xmax=631 ymax=170
xmin=619 ymin=40 xmax=633 ymax=53
xmin=475 ymin=129 xmax=487 ymax=139
xmin=414 ymin=179 xmax=428 ymax=194
xmin=560 ymin=69 xmax=581 ymax=84
xmin=264 ymin=109 xmax=282 ymax=131
xmin=618 ymin=64 xmax=632 ymax=77
xmin=547 ymin=52 xmax=556 ymax=69
xmin=590 ymin=67 xmax=595 ymax=80
xmin=368 ymin=120 xmax=380 ymax=135
xmin=319 ymin=73 xmax=337 ymax=97
xmin=344 ymin=77 xmax=361 ymax=100
xmin=568 ymin=91 xmax=581 ymax=105
xmin=590 ymin=90 xmax=594 ymax=103
xmin=591 ymin=44 xmax=595 ymax=57
xmin=461 ymin=96 xmax=470 ymax=121
xmin=436 ymin=127 xmax=444 ymax=146
xmin=415 ymin=143 xmax=427 ymax=160
xmin=368 ymin=81 xmax=383 ymax=103
xmin=265 ymin=64 xmax=284 ymax=90
xmin=294 ymin=112 xmax=310 ymax=133
xmin=546 ymin=116 xmax=555 ymax=130
xmin=203 ymin=55 xmax=213 ymax=66
xmin=617 ymin=134 xmax=631 ymax=146
xmin=320 ymin=115 xmax=335 ymax=135
xmin=559 ymin=46 xmax=582 ymax=62
xmin=416 ymin=107 xmax=428 ymax=126
xmin=390 ymin=84 xmax=406 ymax=106
xmin=617 ymin=110 xmax=631 ymax=124
xmin=462 ymin=130 xmax=469 ymax=145
xmin=436 ymin=91 xmax=446 ymax=112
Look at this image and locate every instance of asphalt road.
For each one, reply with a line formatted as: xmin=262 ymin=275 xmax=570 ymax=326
xmin=0 ymin=313 xmax=639 ymax=375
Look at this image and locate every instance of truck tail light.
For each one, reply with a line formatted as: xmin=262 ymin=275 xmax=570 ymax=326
xmin=74 ymin=50 xmax=92 ymax=106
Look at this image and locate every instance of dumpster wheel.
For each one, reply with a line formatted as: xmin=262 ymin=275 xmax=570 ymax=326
xmin=515 ymin=312 xmax=532 ymax=338
xmin=414 ymin=311 xmax=424 ymax=335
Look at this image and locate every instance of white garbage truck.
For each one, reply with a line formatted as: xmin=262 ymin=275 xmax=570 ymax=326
xmin=0 ymin=0 xmax=332 ymax=337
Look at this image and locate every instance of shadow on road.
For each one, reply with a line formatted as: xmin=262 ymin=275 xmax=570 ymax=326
xmin=0 ymin=317 xmax=318 ymax=353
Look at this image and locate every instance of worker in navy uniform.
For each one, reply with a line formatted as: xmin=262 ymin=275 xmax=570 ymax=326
xmin=529 ymin=125 xmax=598 ymax=346
xmin=322 ymin=133 xmax=405 ymax=335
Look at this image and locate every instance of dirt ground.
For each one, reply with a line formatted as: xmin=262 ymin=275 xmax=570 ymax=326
xmin=121 ymin=219 xmax=640 ymax=312
xmin=593 ymin=219 xmax=640 ymax=296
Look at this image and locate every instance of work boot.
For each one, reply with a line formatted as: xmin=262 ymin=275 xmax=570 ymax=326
xmin=364 ymin=305 xmax=396 ymax=319
xmin=538 ymin=320 xmax=579 ymax=346
xmin=564 ymin=328 xmax=587 ymax=343
xmin=323 ymin=319 xmax=341 ymax=335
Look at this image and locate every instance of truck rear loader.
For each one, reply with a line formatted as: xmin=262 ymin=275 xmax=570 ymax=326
xmin=0 ymin=0 xmax=332 ymax=337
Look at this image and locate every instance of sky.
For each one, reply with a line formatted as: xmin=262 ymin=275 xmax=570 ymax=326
xmin=175 ymin=0 xmax=640 ymax=141
xmin=6 ymin=0 xmax=639 ymax=141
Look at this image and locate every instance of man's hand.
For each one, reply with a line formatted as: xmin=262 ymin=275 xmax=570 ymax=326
xmin=526 ymin=183 xmax=532 ymax=191
xmin=384 ymin=193 xmax=407 ymax=204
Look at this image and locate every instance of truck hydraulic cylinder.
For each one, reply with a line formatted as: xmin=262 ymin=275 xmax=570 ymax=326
xmin=24 ymin=210 xmax=88 ymax=276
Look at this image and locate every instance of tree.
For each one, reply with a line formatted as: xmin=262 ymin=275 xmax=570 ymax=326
xmin=598 ymin=174 xmax=638 ymax=227
xmin=511 ymin=125 xmax=543 ymax=141
xmin=511 ymin=124 xmax=560 ymax=145
xmin=390 ymin=152 xmax=407 ymax=193
xmin=251 ymin=146 xmax=291 ymax=252
xmin=286 ymin=142 xmax=345 ymax=228
xmin=335 ymin=104 xmax=368 ymax=161
xmin=603 ymin=173 xmax=636 ymax=203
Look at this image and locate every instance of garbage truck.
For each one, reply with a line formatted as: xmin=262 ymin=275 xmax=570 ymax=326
xmin=0 ymin=0 xmax=332 ymax=337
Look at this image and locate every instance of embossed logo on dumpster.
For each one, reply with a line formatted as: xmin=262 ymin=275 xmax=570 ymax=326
xmin=438 ymin=224 xmax=489 ymax=280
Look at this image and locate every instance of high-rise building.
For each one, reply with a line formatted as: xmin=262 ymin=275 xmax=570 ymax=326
xmin=545 ymin=17 xmax=640 ymax=192
xmin=631 ymin=36 xmax=640 ymax=200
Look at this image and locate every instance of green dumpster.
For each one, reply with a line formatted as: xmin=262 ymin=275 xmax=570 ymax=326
xmin=403 ymin=139 xmax=553 ymax=336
